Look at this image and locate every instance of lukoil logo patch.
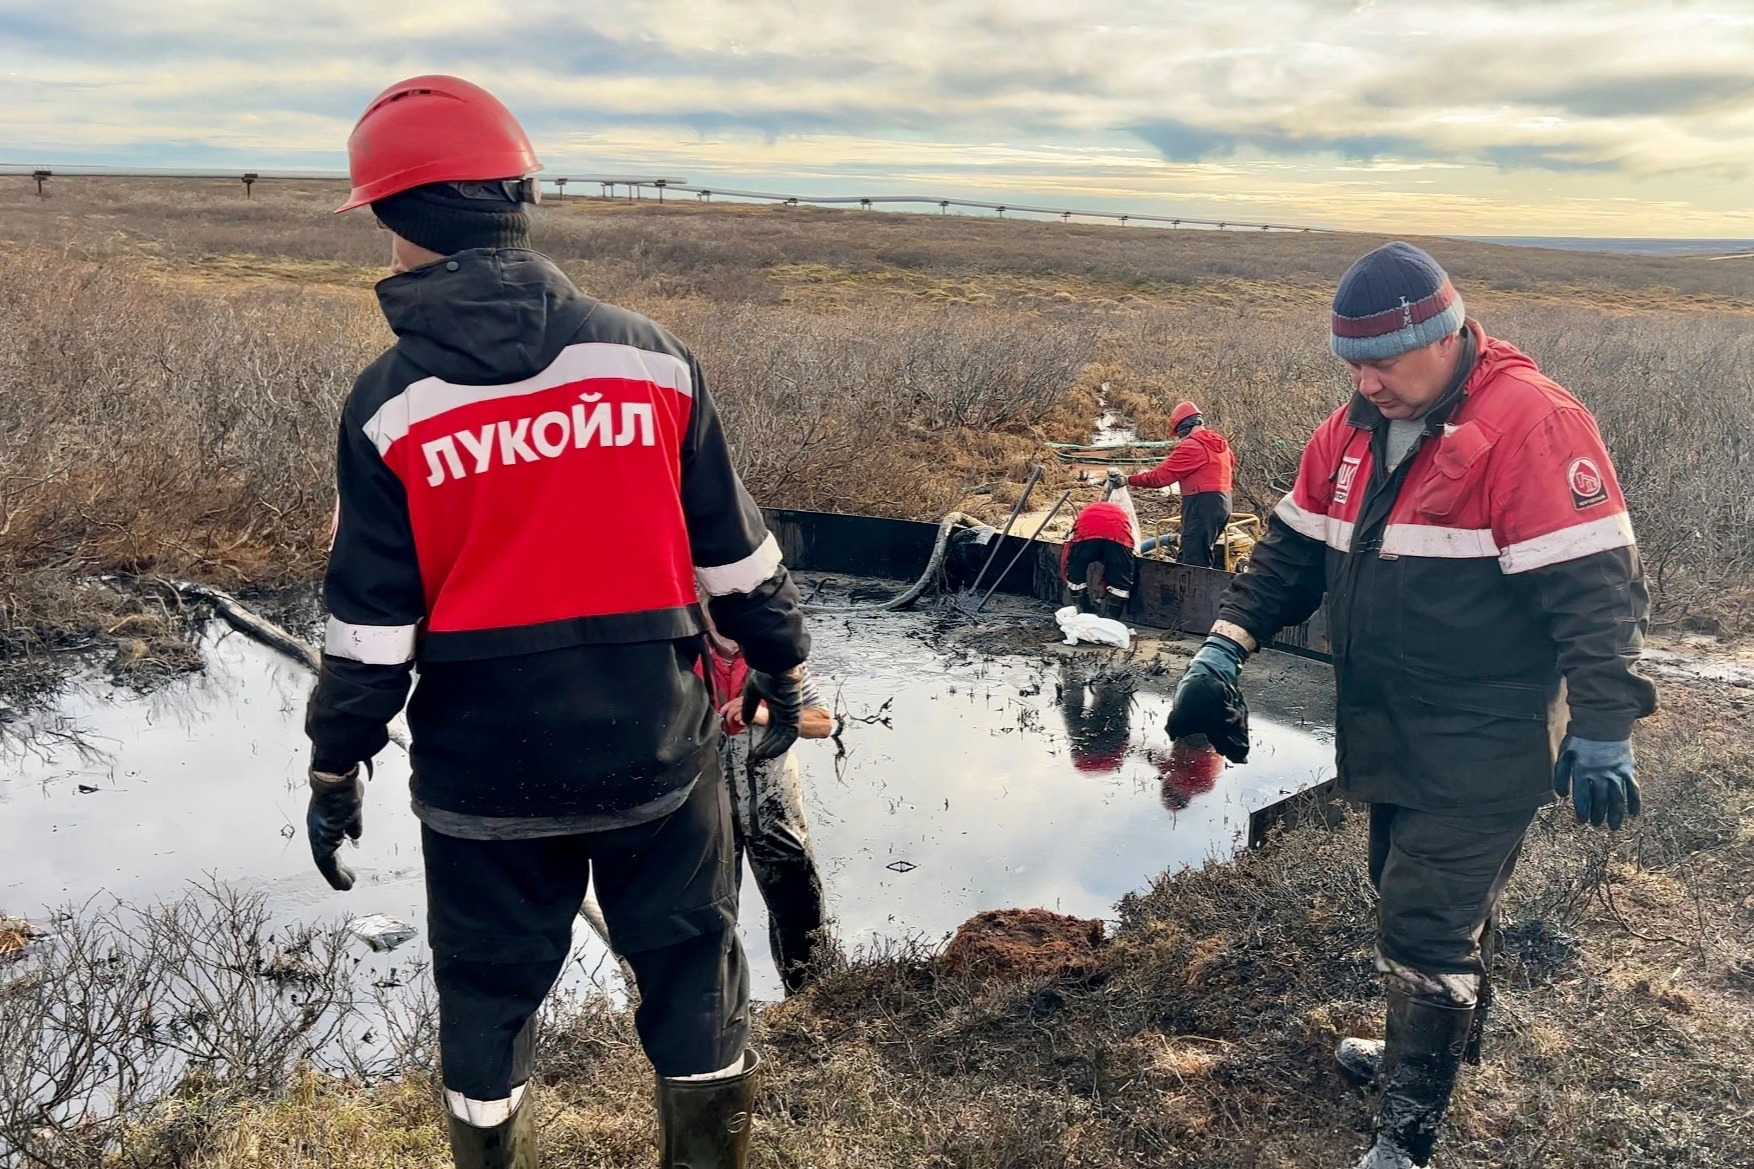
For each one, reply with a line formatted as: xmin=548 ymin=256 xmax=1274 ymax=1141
xmin=1568 ymin=457 xmax=1608 ymax=509
xmin=1333 ymin=455 xmax=1363 ymax=505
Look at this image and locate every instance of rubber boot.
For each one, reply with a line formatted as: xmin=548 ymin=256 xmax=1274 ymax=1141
xmin=1463 ymin=918 xmax=1497 ymax=1066
xmin=1357 ymin=990 xmax=1474 ymax=1167
xmin=1342 ymin=919 xmax=1497 ymax=1089
xmin=445 ymin=1015 xmax=538 ymax=1169
xmin=1098 ymin=592 xmax=1125 ymax=621
xmin=446 ymin=1106 xmax=537 ymax=1169
xmin=1343 ymin=976 xmax=1490 ymax=1089
xmin=658 ymin=1049 xmax=760 ymax=1168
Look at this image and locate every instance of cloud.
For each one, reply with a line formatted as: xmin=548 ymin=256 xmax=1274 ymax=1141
xmin=1129 ymin=119 xmax=1437 ymax=165
xmin=1541 ymin=74 xmax=1754 ymax=118
xmin=1479 ymin=144 xmax=1619 ymax=174
xmin=2 ymin=1 xmax=1753 ymax=232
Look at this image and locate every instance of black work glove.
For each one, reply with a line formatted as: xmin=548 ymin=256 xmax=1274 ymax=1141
xmin=307 ymin=765 xmax=365 ymax=891
xmin=1165 ymin=634 xmax=1251 ymax=764
xmin=1104 ymin=469 xmax=1128 ymax=493
xmin=743 ymin=668 xmax=805 ymax=762
xmin=1554 ymin=735 xmax=1641 ymax=830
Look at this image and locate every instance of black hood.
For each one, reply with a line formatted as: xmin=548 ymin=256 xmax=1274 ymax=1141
xmin=375 ymin=249 xmax=595 ymax=385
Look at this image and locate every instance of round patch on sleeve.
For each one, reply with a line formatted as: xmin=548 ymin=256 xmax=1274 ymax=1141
xmin=1568 ymin=457 xmax=1608 ymax=509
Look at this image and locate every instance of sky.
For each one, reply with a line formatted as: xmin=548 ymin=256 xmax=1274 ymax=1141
xmin=3 ymin=0 xmax=1753 ymax=236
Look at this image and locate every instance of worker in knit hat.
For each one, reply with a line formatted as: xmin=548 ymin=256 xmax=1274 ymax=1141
xmin=1166 ymin=241 xmax=1656 ymax=1168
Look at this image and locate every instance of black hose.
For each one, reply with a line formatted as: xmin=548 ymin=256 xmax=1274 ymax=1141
xmin=802 ymin=511 xmax=986 ymax=614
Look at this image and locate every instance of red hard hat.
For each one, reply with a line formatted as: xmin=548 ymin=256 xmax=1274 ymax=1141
xmin=337 ymin=75 xmax=542 ymax=213
xmin=1170 ymin=401 xmax=1202 ymax=431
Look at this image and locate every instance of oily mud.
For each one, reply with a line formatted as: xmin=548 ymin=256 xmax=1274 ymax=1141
xmin=0 ymin=586 xmax=1336 ymax=1001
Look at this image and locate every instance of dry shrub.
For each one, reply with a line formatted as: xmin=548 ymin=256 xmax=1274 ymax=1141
xmin=681 ymin=301 xmax=1091 ymax=436
xmin=0 ymin=886 xmax=359 ymax=1168
xmin=1487 ymin=305 xmax=1754 ymax=605
xmin=1101 ymin=303 xmax=1344 ymax=517
xmin=0 ymin=250 xmax=378 ymax=582
xmin=668 ymin=301 xmax=1091 ymax=515
xmin=5 ymin=183 xmax=1750 ymax=618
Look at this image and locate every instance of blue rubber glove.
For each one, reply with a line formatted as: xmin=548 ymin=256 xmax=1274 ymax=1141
xmin=307 ymin=765 xmax=365 ymax=891
xmin=1554 ymin=736 xmax=1640 ymax=830
xmin=1166 ymin=634 xmax=1250 ymax=764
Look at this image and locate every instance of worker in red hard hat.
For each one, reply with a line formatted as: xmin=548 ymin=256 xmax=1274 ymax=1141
xmin=1127 ymin=401 xmax=1236 ymax=569
xmin=304 ymin=75 xmax=808 ymax=1169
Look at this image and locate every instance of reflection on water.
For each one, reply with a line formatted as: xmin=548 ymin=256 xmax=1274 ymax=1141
xmin=1 ymin=609 xmax=1334 ymax=1000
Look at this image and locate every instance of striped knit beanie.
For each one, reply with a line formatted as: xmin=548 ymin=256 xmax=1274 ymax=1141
xmin=1329 ymin=242 xmax=1465 ymax=362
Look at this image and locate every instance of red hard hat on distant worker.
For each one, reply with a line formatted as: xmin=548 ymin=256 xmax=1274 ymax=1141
xmin=337 ymin=75 xmax=542 ymax=213
xmin=1170 ymin=401 xmax=1202 ymax=431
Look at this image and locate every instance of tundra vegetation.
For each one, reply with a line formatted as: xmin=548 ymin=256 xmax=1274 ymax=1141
xmin=1 ymin=180 xmax=1752 ymax=1167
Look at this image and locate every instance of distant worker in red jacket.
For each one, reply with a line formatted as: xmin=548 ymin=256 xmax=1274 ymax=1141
xmin=1129 ymin=402 xmax=1236 ymax=568
xmin=1061 ymin=498 xmax=1137 ymax=620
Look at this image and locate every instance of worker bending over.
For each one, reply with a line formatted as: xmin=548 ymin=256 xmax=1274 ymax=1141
xmin=1166 ymin=243 xmax=1655 ymax=1168
xmin=303 ymin=76 xmax=808 ymax=1169
xmin=702 ymin=612 xmax=835 ymax=995
xmin=1062 ymin=491 xmax=1138 ymax=619
xmin=1128 ymin=401 xmax=1235 ymax=568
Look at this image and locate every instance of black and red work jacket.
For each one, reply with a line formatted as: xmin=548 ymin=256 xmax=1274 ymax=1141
xmin=1218 ymin=322 xmax=1656 ymax=812
xmin=305 ymin=249 xmax=808 ymax=830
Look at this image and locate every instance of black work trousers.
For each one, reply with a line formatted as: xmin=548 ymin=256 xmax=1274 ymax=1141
xmin=1177 ymin=491 xmax=1233 ymax=568
xmin=421 ymin=762 xmax=747 ymax=1103
xmin=1065 ymin=537 xmax=1137 ymax=603
xmin=725 ymin=737 xmax=827 ymax=995
xmin=1367 ymin=802 xmax=1537 ymax=984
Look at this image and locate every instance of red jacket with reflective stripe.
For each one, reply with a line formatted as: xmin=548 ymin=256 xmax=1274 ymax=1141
xmin=1217 ymin=322 xmax=1655 ymax=812
xmin=1274 ymin=338 xmax=1632 ymax=571
xmin=1129 ymin=427 xmax=1234 ymax=493
xmin=306 ymin=250 xmax=808 ymax=824
xmin=376 ymin=343 xmax=702 ymax=645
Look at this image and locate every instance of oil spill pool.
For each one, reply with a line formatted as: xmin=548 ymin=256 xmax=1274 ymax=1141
xmin=1 ymin=606 xmax=1335 ymax=1000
